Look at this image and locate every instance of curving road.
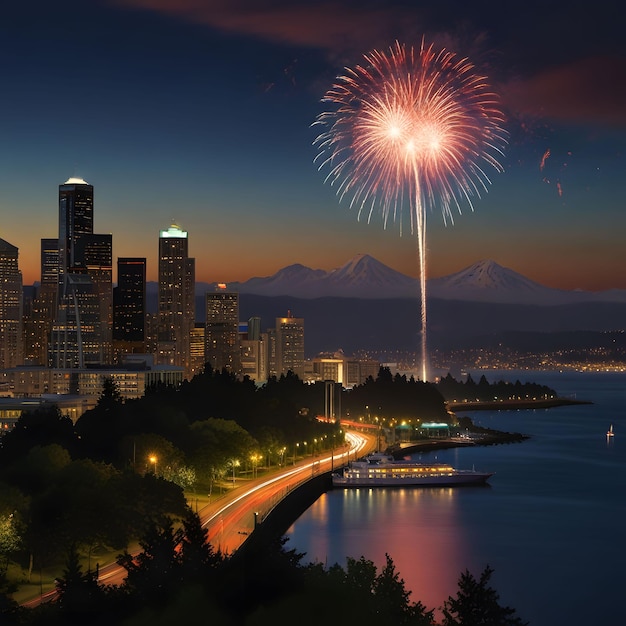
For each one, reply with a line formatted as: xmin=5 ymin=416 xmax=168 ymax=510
xmin=23 ymin=429 xmax=376 ymax=605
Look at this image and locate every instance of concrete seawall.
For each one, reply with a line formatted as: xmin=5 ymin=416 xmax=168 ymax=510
xmin=233 ymin=472 xmax=333 ymax=560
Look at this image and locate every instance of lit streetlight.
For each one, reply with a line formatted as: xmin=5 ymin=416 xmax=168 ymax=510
xmin=231 ymin=459 xmax=240 ymax=486
xmin=149 ymin=454 xmax=157 ymax=476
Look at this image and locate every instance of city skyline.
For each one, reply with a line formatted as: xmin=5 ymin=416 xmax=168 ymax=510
xmin=1 ymin=1 xmax=625 ymax=291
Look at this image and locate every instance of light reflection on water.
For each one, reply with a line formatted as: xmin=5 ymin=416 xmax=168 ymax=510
xmin=286 ymin=371 xmax=626 ymax=626
xmin=287 ymin=485 xmax=479 ymax=613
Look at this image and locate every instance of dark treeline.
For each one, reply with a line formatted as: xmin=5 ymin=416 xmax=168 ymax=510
xmin=1 ymin=508 xmax=527 ymax=626
xmin=0 ymin=365 xmax=529 ymax=624
xmin=436 ymin=373 xmax=557 ymax=403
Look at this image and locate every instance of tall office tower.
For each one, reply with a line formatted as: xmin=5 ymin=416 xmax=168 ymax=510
xmin=23 ymin=238 xmax=58 ymax=364
xmin=49 ymin=274 xmax=102 ymax=369
xmin=157 ymin=224 xmax=195 ymax=379
xmin=76 ymin=233 xmax=113 ymax=363
xmin=113 ymin=257 xmax=146 ymax=360
xmin=52 ymin=177 xmax=112 ymax=367
xmin=0 ymin=238 xmax=23 ymax=369
xmin=58 ymin=177 xmax=94 ymax=298
xmin=275 ymin=312 xmax=305 ymax=379
xmin=204 ymin=287 xmax=240 ymax=373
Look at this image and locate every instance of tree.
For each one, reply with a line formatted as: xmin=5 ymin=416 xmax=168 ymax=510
xmin=55 ymin=542 xmax=104 ymax=622
xmin=0 ymin=406 xmax=78 ymax=467
xmin=441 ymin=566 xmax=528 ymax=626
xmin=117 ymin=516 xmax=184 ymax=605
xmin=374 ymin=553 xmax=434 ymax=625
xmin=177 ymin=508 xmax=222 ymax=583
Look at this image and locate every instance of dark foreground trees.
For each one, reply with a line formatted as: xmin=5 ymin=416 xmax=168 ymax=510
xmin=3 ymin=509 xmax=527 ymax=626
xmin=442 ymin=566 xmax=528 ymax=626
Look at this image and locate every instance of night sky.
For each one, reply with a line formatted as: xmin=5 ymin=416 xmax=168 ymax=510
xmin=1 ymin=0 xmax=624 ymax=290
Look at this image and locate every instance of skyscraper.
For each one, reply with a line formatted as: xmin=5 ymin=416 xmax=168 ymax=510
xmin=77 ymin=233 xmax=113 ymax=363
xmin=58 ymin=177 xmax=94 ymax=298
xmin=205 ymin=287 xmax=240 ymax=373
xmin=157 ymin=224 xmax=195 ymax=379
xmin=23 ymin=238 xmax=58 ymax=365
xmin=0 ymin=238 xmax=23 ymax=369
xmin=275 ymin=312 xmax=305 ymax=379
xmin=113 ymin=257 xmax=146 ymax=359
xmin=50 ymin=177 xmax=112 ymax=367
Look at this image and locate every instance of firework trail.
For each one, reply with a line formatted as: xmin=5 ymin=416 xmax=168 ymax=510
xmin=313 ymin=40 xmax=507 ymax=381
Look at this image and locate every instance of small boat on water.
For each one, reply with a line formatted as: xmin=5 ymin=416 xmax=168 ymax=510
xmin=607 ymin=424 xmax=615 ymax=438
xmin=331 ymin=452 xmax=493 ymax=488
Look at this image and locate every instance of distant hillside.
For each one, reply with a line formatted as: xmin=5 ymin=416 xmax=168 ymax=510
xmin=233 ymin=294 xmax=626 ymax=356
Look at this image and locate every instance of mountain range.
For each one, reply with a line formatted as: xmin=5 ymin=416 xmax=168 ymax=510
xmin=143 ymin=255 xmax=626 ymax=357
xmin=192 ymin=254 xmax=626 ymax=306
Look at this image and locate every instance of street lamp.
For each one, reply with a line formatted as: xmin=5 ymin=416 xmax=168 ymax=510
xmin=231 ymin=459 xmax=240 ymax=486
xmin=294 ymin=442 xmax=300 ymax=465
xmin=149 ymin=454 xmax=157 ymax=476
xmin=250 ymin=454 xmax=259 ymax=478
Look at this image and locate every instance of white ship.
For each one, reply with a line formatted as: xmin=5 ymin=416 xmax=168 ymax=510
xmin=331 ymin=452 xmax=493 ymax=488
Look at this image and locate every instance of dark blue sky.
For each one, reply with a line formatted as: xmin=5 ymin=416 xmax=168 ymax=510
xmin=2 ymin=0 xmax=625 ymax=290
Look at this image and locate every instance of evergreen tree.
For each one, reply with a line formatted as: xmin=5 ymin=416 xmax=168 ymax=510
xmin=116 ymin=516 xmax=184 ymax=606
xmin=55 ymin=543 xmax=104 ymax=623
xmin=374 ymin=553 xmax=434 ymax=625
xmin=441 ymin=566 xmax=528 ymax=626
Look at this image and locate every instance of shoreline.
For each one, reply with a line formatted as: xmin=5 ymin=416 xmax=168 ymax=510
xmin=446 ymin=396 xmax=591 ymax=411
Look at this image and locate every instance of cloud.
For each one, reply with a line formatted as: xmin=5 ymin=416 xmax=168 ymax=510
xmin=500 ymin=56 xmax=626 ymax=128
xmin=110 ymin=0 xmax=421 ymax=54
xmin=109 ymin=0 xmax=626 ymax=130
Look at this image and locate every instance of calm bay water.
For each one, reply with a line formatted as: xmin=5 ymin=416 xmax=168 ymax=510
xmin=285 ymin=370 xmax=626 ymax=626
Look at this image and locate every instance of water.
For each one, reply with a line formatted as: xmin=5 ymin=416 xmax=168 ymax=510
xmin=285 ymin=370 xmax=626 ymax=626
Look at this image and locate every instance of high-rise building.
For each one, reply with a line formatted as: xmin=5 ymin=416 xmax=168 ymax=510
xmin=0 ymin=238 xmax=23 ymax=369
xmin=113 ymin=257 xmax=146 ymax=360
xmin=58 ymin=177 xmax=94 ymax=298
xmin=50 ymin=177 xmax=112 ymax=368
xmin=23 ymin=238 xmax=58 ymax=365
xmin=275 ymin=312 xmax=305 ymax=379
xmin=205 ymin=288 xmax=240 ymax=373
xmin=157 ymin=224 xmax=195 ymax=379
xmin=49 ymin=273 xmax=102 ymax=370
xmin=77 ymin=233 xmax=113 ymax=362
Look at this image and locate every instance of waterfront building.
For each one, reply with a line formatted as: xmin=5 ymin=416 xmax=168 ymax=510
xmin=157 ymin=224 xmax=195 ymax=379
xmin=205 ymin=287 xmax=240 ymax=373
xmin=0 ymin=238 xmax=23 ymax=369
xmin=310 ymin=350 xmax=381 ymax=387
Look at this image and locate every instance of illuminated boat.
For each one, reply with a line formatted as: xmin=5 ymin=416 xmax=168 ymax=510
xmin=607 ymin=424 xmax=615 ymax=438
xmin=331 ymin=452 xmax=493 ymax=487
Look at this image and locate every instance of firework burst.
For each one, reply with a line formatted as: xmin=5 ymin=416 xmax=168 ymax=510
xmin=313 ymin=40 xmax=507 ymax=381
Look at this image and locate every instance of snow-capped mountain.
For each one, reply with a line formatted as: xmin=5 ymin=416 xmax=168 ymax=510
xmin=426 ymin=259 xmax=607 ymax=305
xmin=217 ymin=254 xmax=419 ymax=299
xmin=197 ymin=256 xmax=626 ymax=306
